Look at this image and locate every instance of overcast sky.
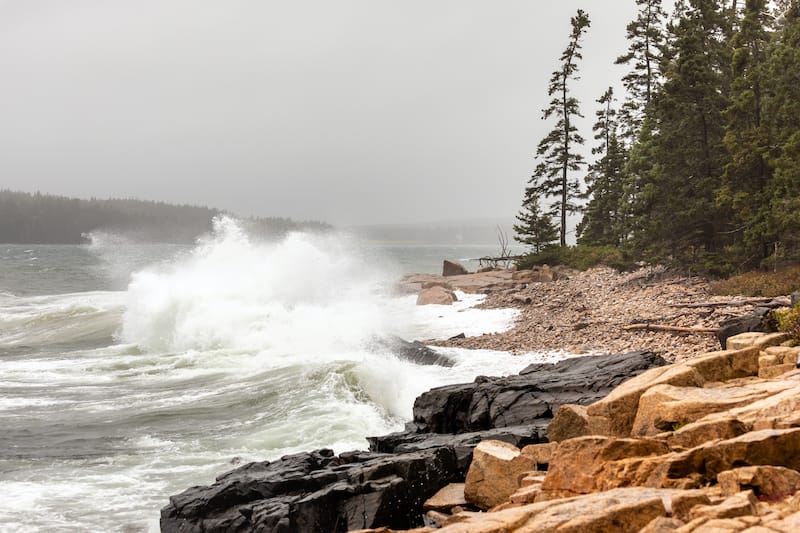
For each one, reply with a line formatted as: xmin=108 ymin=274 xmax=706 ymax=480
xmin=0 ymin=1 xmax=648 ymax=225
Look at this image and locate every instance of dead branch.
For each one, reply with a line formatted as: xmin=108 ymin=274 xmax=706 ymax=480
xmin=669 ymin=298 xmax=787 ymax=309
xmin=623 ymin=323 xmax=718 ymax=334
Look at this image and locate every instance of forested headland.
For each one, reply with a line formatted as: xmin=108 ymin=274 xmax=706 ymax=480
xmin=515 ymin=0 xmax=800 ymax=276
xmin=0 ymin=190 xmax=330 ymax=244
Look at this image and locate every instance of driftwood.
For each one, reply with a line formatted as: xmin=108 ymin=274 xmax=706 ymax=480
xmin=669 ymin=297 xmax=788 ymax=309
xmin=623 ymin=323 xmax=719 ymax=334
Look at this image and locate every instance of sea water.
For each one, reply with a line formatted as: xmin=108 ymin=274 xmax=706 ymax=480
xmin=0 ymin=217 xmax=567 ymax=532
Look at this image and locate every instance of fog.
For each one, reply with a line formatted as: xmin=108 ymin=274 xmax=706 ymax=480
xmin=0 ymin=1 xmax=640 ymax=226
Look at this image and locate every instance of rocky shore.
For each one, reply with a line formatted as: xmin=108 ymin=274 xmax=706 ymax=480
xmin=161 ymin=264 xmax=800 ymax=532
xmin=160 ymin=350 xmax=667 ymax=532
xmin=353 ymin=330 xmax=800 ymax=533
xmin=405 ymin=265 xmax=788 ymax=362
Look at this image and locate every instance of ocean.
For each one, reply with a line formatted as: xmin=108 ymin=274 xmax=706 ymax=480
xmin=0 ymin=217 xmax=567 ymax=532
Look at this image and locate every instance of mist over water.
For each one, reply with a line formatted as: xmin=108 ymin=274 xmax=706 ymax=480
xmin=0 ymin=218 xmax=568 ymax=532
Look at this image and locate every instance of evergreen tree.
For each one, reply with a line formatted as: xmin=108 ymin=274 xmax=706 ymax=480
xmin=578 ymin=88 xmax=627 ymax=245
xmin=626 ymin=0 xmax=732 ymax=270
xmin=513 ymin=190 xmax=559 ymax=253
xmin=758 ymin=2 xmax=800 ymax=262
xmin=615 ymin=0 xmax=668 ymax=142
xmin=718 ymin=0 xmax=775 ymax=266
xmin=525 ymin=9 xmax=591 ymax=246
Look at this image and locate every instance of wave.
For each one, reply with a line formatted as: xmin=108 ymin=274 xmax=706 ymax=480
xmin=121 ymin=216 xmax=393 ymax=356
xmin=0 ymin=291 xmax=125 ymax=348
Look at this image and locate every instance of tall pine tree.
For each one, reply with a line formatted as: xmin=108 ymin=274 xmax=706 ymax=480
xmin=520 ymin=9 xmax=591 ymax=247
xmin=615 ymin=0 xmax=668 ymax=142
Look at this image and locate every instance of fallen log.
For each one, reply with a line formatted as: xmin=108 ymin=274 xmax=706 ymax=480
xmin=669 ymin=298 xmax=787 ymax=309
xmin=623 ymin=323 xmax=718 ymax=334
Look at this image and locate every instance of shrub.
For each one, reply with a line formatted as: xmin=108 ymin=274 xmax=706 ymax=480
xmin=709 ymin=266 xmax=800 ymax=297
xmin=516 ymin=245 xmax=635 ymax=272
xmin=772 ymin=304 xmax=800 ymax=343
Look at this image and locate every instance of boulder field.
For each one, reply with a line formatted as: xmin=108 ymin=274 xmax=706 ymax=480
xmin=353 ymin=331 xmax=800 ymax=533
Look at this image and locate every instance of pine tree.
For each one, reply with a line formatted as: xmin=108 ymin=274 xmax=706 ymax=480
xmin=615 ymin=0 xmax=668 ymax=142
xmin=578 ymin=88 xmax=627 ymax=245
xmin=626 ymin=0 xmax=732 ymax=270
xmin=525 ymin=9 xmax=591 ymax=247
xmin=513 ymin=190 xmax=559 ymax=253
xmin=718 ymin=0 xmax=775 ymax=266
xmin=758 ymin=2 xmax=800 ymax=262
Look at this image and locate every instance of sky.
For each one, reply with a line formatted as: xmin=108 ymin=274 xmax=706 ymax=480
xmin=0 ymin=1 xmax=646 ymax=226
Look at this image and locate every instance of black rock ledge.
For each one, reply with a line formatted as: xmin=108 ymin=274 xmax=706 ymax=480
xmin=160 ymin=350 xmax=667 ymax=533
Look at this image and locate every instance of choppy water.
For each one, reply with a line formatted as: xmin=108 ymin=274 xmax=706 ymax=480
xmin=0 ymin=218 xmax=566 ymax=532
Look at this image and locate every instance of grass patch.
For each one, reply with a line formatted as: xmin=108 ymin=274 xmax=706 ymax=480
xmin=516 ymin=245 xmax=635 ymax=272
xmin=709 ymin=266 xmax=800 ymax=297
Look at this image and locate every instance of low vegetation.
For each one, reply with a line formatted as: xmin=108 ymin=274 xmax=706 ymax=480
xmin=710 ymin=266 xmax=800 ymax=297
xmin=773 ymin=303 xmax=800 ymax=343
xmin=517 ymin=245 xmax=635 ymax=272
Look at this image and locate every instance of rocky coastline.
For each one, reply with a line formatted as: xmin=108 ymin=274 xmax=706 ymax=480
xmin=161 ymin=264 xmax=800 ymax=533
xmin=160 ymin=351 xmax=667 ymax=532
xmin=405 ymin=265 xmax=789 ymax=362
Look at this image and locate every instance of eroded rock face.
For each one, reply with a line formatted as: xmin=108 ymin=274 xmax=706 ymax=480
xmin=464 ymin=440 xmax=538 ymax=510
xmin=630 ymin=382 xmax=780 ymax=437
xmin=592 ymin=428 xmax=800 ymax=492
xmin=718 ymin=466 xmax=800 ymax=499
xmin=429 ymin=488 xmax=675 ymax=533
xmin=160 ymin=448 xmax=460 ymax=533
xmin=423 ymin=483 xmax=468 ymax=512
xmin=584 ymin=364 xmax=705 ymax=438
xmin=541 ymin=436 xmax=670 ymax=495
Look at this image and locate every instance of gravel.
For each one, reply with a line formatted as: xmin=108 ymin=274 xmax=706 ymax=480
xmin=428 ymin=266 xmax=765 ymax=363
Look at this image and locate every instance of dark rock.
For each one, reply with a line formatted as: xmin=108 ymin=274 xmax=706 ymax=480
xmin=367 ymin=336 xmax=454 ymax=367
xmin=442 ymin=259 xmax=468 ymax=276
xmin=368 ymin=422 xmax=548 ymax=471
xmin=160 ymin=447 xmax=460 ymax=533
xmin=717 ymin=307 xmax=771 ymax=349
xmin=449 ymin=332 xmax=466 ymax=340
xmin=410 ymin=351 xmax=667 ymax=434
xmin=161 ymin=351 xmax=667 ymax=533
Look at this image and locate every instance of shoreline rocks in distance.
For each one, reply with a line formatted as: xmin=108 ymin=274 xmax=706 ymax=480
xmin=442 ymin=259 xmax=469 ymax=277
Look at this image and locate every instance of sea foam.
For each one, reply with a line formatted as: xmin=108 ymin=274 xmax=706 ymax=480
xmin=121 ymin=216 xmax=392 ymax=356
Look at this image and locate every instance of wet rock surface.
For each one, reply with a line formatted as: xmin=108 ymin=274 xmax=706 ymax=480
xmin=160 ymin=448 xmax=461 ymax=533
xmin=367 ymin=336 xmax=454 ymax=367
xmin=409 ymin=350 xmax=667 ymax=435
xmin=161 ymin=351 xmax=667 ymax=532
